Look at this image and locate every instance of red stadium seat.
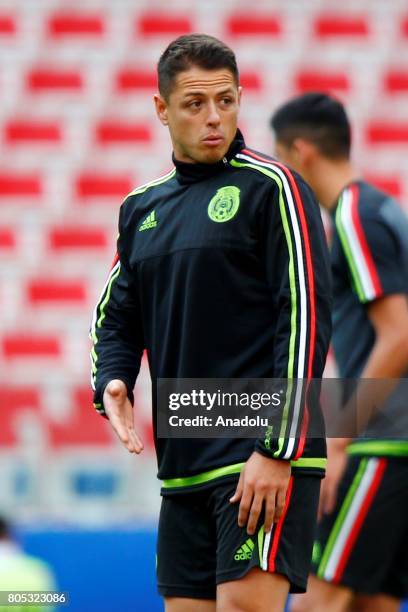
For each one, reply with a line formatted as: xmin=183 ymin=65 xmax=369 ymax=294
xmin=314 ymin=15 xmax=369 ymax=38
xmin=27 ymin=280 xmax=87 ymax=305
xmin=240 ymin=71 xmax=263 ymax=92
xmin=27 ymin=68 xmax=84 ymax=92
xmin=95 ymin=121 xmax=152 ymax=145
xmin=47 ymin=12 xmax=105 ymax=38
xmin=0 ymin=15 xmax=16 ymax=35
xmin=366 ymin=122 xmax=408 ymax=145
xmin=138 ymin=13 xmax=192 ymax=36
xmin=364 ymin=174 xmax=402 ymax=198
xmin=383 ymin=70 xmax=408 ymax=94
xmin=115 ymin=69 xmax=157 ymax=92
xmin=2 ymin=334 xmax=61 ymax=358
xmin=75 ymin=173 xmax=133 ymax=200
xmin=0 ymin=228 xmax=16 ymax=249
xmin=49 ymin=227 xmax=108 ymax=250
xmin=5 ymin=120 xmax=62 ymax=144
xmin=226 ymin=14 xmax=282 ymax=37
xmin=48 ymin=386 xmax=114 ymax=447
xmin=0 ymin=386 xmax=41 ymax=446
xmin=295 ymin=70 xmax=350 ymax=94
xmin=0 ymin=173 xmax=42 ymax=197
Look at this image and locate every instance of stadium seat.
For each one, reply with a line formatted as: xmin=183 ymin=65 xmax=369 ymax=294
xmin=27 ymin=280 xmax=87 ymax=305
xmin=240 ymin=72 xmax=263 ymax=92
xmin=26 ymin=68 xmax=84 ymax=93
xmin=115 ymin=69 xmax=157 ymax=92
xmin=2 ymin=334 xmax=61 ymax=358
xmin=0 ymin=386 xmax=41 ymax=446
xmin=0 ymin=172 xmax=42 ymax=197
xmin=48 ymin=227 xmax=108 ymax=251
xmin=314 ymin=15 xmax=369 ymax=38
xmin=5 ymin=120 xmax=62 ymax=144
xmin=95 ymin=121 xmax=152 ymax=145
xmin=383 ymin=70 xmax=408 ymax=94
xmin=0 ymin=15 xmax=16 ymax=35
xmin=46 ymin=12 xmax=105 ymax=38
xmin=366 ymin=122 xmax=408 ymax=145
xmin=226 ymin=14 xmax=282 ymax=37
xmin=75 ymin=173 xmax=133 ymax=200
xmin=295 ymin=70 xmax=350 ymax=94
xmin=138 ymin=13 xmax=193 ymax=36
xmin=0 ymin=228 xmax=16 ymax=249
xmin=48 ymin=387 xmax=114 ymax=447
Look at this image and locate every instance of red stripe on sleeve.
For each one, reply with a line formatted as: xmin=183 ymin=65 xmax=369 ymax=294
xmin=350 ymin=184 xmax=382 ymax=297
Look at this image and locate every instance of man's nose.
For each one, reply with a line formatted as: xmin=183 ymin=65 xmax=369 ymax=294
xmin=206 ymin=102 xmax=221 ymax=127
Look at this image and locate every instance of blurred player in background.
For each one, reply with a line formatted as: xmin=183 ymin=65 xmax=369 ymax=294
xmin=90 ymin=35 xmax=332 ymax=611
xmin=0 ymin=516 xmax=56 ymax=612
xmin=271 ymin=92 xmax=408 ymax=612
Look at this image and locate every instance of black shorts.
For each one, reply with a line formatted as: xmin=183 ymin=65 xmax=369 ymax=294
xmin=157 ymin=475 xmax=321 ymax=600
xmin=312 ymin=456 xmax=408 ymax=599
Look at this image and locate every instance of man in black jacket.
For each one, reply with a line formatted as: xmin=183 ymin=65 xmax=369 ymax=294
xmin=90 ymin=34 xmax=332 ymax=611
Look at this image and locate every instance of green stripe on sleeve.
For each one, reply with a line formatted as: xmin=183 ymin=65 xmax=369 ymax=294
xmin=230 ymin=159 xmax=298 ymax=456
xmin=161 ymin=462 xmax=245 ymax=489
xmin=347 ymin=440 xmax=408 ymax=457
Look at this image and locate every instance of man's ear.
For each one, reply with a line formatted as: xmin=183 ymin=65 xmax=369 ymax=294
xmin=292 ymin=137 xmax=318 ymax=167
xmin=154 ymin=94 xmax=168 ymax=126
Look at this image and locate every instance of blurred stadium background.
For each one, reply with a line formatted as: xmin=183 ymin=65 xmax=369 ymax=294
xmin=0 ymin=0 xmax=407 ymax=609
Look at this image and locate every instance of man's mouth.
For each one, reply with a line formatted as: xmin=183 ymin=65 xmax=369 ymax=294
xmin=202 ymin=134 xmax=224 ymax=147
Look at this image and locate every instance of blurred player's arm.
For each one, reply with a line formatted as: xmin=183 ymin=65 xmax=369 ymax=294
xmin=231 ymin=164 xmax=332 ymax=535
xmin=334 ymin=201 xmax=408 ymax=446
xmin=90 ymin=202 xmax=145 ymax=454
xmin=322 ymin=200 xmax=408 ymax=516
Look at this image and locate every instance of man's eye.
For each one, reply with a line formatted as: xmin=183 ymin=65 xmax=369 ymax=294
xmin=221 ymin=98 xmax=233 ymax=105
xmin=189 ymin=100 xmax=201 ymax=108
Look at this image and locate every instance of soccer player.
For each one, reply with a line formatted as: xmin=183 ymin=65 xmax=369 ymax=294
xmin=270 ymin=92 xmax=408 ymax=612
xmin=90 ymin=36 xmax=332 ymax=612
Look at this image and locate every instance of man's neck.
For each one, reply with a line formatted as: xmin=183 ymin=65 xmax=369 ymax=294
xmin=311 ymin=159 xmax=359 ymax=210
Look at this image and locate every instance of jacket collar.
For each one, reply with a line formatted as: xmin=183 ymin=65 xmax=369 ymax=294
xmin=173 ymin=129 xmax=245 ymax=185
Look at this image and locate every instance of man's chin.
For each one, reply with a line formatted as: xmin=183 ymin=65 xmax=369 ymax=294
xmin=198 ymin=145 xmax=229 ymax=165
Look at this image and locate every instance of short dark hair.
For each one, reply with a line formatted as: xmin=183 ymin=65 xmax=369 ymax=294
xmin=270 ymin=92 xmax=351 ymax=159
xmin=158 ymin=34 xmax=239 ymax=100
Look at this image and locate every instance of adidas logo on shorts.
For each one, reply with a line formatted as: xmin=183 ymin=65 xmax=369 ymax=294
xmin=234 ymin=538 xmax=254 ymax=561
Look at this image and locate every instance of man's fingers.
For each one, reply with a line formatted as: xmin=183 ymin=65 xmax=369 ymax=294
xmin=238 ymin=486 xmax=253 ymax=529
xmin=109 ymin=413 xmax=144 ymax=454
xmin=246 ymin=492 xmax=263 ymax=536
xmin=229 ymin=470 xmax=244 ymax=503
xmin=264 ymin=493 xmax=276 ymax=533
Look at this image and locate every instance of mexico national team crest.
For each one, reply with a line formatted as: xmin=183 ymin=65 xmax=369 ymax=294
xmin=208 ymin=186 xmax=240 ymax=223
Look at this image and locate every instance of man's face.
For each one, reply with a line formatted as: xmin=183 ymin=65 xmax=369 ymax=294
xmin=155 ymin=66 xmax=241 ymax=164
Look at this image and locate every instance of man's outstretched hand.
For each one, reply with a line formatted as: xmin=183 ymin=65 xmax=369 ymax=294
xmin=103 ymin=380 xmax=144 ymax=454
xmin=229 ymin=452 xmax=291 ymax=535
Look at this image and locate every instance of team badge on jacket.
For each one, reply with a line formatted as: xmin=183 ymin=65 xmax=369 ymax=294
xmin=208 ymin=186 xmax=240 ymax=223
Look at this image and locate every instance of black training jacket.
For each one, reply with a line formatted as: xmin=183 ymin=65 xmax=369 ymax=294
xmin=90 ymin=130 xmax=332 ymax=494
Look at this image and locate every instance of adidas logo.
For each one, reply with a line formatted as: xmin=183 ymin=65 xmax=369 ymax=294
xmin=234 ymin=538 xmax=254 ymax=561
xmin=139 ymin=210 xmax=157 ymax=231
